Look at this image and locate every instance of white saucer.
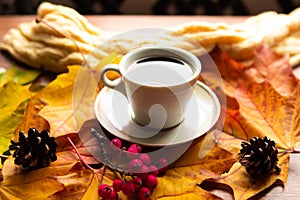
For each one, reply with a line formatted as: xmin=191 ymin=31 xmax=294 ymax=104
xmin=94 ymin=81 xmax=220 ymax=147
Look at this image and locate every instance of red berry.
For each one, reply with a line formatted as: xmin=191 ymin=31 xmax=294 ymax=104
xmin=112 ymin=179 xmax=123 ymax=192
xmin=136 ymin=165 xmax=149 ymax=181
xmin=110 ymin=138 xmax=122 ymax=150
xmin=157 ymin=158 xmax=168 ymax=173
xmin=107 ymin=190 xmax=118 ymax=200
xmin=127 ymin=147 xmax=138 ymax=159
xmin=98 ymin=184 xmax=112 ymax=198
xmin=130 ymin=144 xmax=142 ymax=153
xmin=128 ymin=159 xmax=143 ymax=173
xmin=139 ymin=153 xmax=151 ymax=165
xmin=122 ymin=181 xmax=135 ymax=196
xmin=138 ymin=187 xmax=151 ymax=200
xmin=145 ymin=175 xmax=158 ymax=190
xmin=132 ymin=177 xmax=143 ymax=191
xmin=148 ymin=165 xmax=159 ymax=177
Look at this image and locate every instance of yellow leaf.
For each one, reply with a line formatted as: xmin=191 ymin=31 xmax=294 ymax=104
xmin=73 ymin=52 xmax=121 ymax=130
xmin=37 ymin=66 xmax=80 ymax=137
xmin=213 ymin=153 xmax=289 ymax=200
xmin=0 ymin=66 xmax=40 ymax=87
xmin=0 ymin=82 xmax=32 ymax=156
xmin=51 ymin=170 xmax=99 ymax=200
xmin=224 ymin=81 xmax=299 ymax=150
xmin=152 ymin=137 xmax=236 ymax=199
xmin=0 ymin=178 xmax=63 ymax=200
xmin=0 ymin=156 xmax=83 ymax=199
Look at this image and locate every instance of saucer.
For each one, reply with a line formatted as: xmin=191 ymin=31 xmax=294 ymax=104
xmin=94 ymin=81 xmax=220 ymax=147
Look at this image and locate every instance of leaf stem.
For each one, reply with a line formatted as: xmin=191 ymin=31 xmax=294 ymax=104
xmin=67 ymin=136 xmax=94 ymax=171
xmin=217 ymin=164 xmax=243 ymax=180
xmin=99 ymin=165 xmax=106 ymax=184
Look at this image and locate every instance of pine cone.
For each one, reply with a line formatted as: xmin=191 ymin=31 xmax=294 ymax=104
xmin=239 ymin=136 xmax=280 ymax=176
xmin=9 ymin=128 xmax=58 ymax=170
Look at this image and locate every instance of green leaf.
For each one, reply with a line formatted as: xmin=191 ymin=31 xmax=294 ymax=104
xmin=0 ymin=82 xmax=32 ymax=157
xmin=0 ymin=66 xmax=40 ymax=87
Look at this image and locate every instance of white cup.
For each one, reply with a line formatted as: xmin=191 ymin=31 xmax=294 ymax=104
xmin=100 ymin=46 xmax=201 ymax=130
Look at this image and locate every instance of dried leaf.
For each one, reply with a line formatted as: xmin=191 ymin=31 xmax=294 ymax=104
xmin=224 ymin=81 xmax=298 ymax=149
xmin=152 ymin=137 xmax=236 ymax=199
xmin=0 ymin=66 xmax=40 ymax=87
xmin=245 ymin=45 xmax=299 ymax=96
xmin=13 ymin=97 xmax=50 ymax=141
xmin=73 ymin=52 xmax=121 ymax=130
xmin=37 ymin=66 xmax=80 ymax=137
xmin=209 ymin=47 xmax=245 ymax=96
xmin=0 ymin=177 xmax=63 ymax=200
xmin=0 ymin=82 xmax=32 ymax=156
xmin=212 ymin=153 xmax=289 ymax=200
xmin=50 ymin=170 xmax=99 ymax=200
xmin=0 ymin=157 xmax=81 ymax=200
xmin=207 ymin=45 xmax=299 ymax=199
xmin=55 ymin=132 xmax=100 ymax=165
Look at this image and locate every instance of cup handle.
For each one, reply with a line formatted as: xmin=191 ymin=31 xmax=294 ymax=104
xmin=100 ymin=64 xmax=126 ymax=95
xmin=100 ymin=64 xmax=122 ymax=88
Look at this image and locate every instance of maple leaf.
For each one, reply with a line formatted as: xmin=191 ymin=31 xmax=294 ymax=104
xmin=1 ymin=46 xmax=298 ymax=200
xmin=50 ymin=169 xmax=99 ymax=200
xmin=211 ymin=132 xmax=290 ymax=200
xmin=0 ymin=157 xmax=81 ymax=200
xmin=37 ymin=65 xmax=80 ymax=137
xmin=0 ymin=83 xmax=32 ymax=156
xmin=37 ymin=52 xmax=120 ymax=137
xmin=152 ymin=134 xmax=236 ymax=200
xmin=0 ymin=67 xmax=40 ymax=157
xmin=204 ymin=45 xmax=300 ymax=199
xmin=245 ymin=45 xmax=299 ymax=97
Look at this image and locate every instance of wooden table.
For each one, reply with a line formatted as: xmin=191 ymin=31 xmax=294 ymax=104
xmin=0 ymin=15 xmax=299 ymax=199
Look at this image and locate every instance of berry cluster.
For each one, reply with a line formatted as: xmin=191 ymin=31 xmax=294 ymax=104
xmin=98 ymin=138 xmax=168 ymax=200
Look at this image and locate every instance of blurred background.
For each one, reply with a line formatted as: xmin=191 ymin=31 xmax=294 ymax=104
xmin=0 ymin=0 xmax=299 ymax=15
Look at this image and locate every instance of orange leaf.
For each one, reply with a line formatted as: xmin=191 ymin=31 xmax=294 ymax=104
xmin=225 ymin=81 xmax=298 ymax=150
xmin=13 ymin=97 xmax=50 ymax=141
xmin=152 ymin=136 xmax=236 ymax=199
xmin=209 ymin=47 xmax=245 ymax=96
xmin=50 ymin=170 xmax=99 ymax=200
xmin=245 ymin=45 xmax=299 ymax=97
xmin=55 ymin=132 xmax=100 ymax=166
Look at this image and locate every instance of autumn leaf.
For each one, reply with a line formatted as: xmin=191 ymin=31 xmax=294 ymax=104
xmin=37 ymin=53 xmax=120 ymax=137
xmin=214 ymin=131 xmax=290 ymax=199
xmin=73 ymin=52 xmax=121 ymax=130
xmin=245 ymin=45 xmax=299 ymax=97
xmin=0 ymin=66 xmax=40 ymax=157
xmin=13 ymin=97 xmax=50 ymax=141
xmin=0 ymin=66 xmax=40 ymax=87
xmin=0 ymin=82 xmax=32 ymax=156
xmin=34 ymin=66 xmax=79 ymax=137
xmin=50 ymin=169 xmax=99 ymax=200
xmin=208 ymin=47 xmax=245 ymax=97
xmin=1 ymin=45 xmax=299 ymax=200
xmin=208 ymin=152 xmax=289 ymax=200
xmin=209 ymin=45 xmax=299 ymax=97
xmin=55 ymin=132 xmax=100 ymax=166
xmin=0 ymin=157 xmax=81 ymax=200
xmin=204 ymin=45 xmax=300 ymax=199
xmin=151 ymin=135 xmax=236 ymax=200
xmin=224 ymin=81 xmax=298 ymax=149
